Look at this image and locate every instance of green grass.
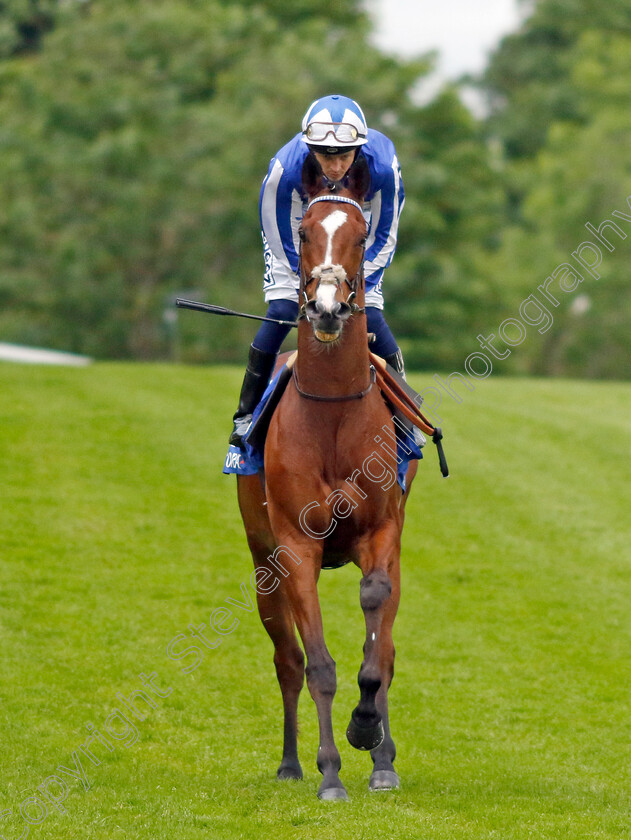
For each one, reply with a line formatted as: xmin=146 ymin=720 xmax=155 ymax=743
xmin=1 ymin=361 xmax=630 ymax=840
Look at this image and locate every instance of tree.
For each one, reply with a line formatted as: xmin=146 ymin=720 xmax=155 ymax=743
xmin=1 ymin=0 xmax=448 ymax=360
xmin=385 ymin=87 xmax=507 ymax=370
xmin=0 ymin=0 xmax=68 ymax=58
xmin=0 ymin=0 xmax=510 ymax=367
xmin=480 ymin=27 xmax=631 ymax=378
xmin=481 ymin=0 xmax=631 ymax=160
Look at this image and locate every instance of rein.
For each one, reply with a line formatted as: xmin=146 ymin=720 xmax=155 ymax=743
xmin=370 ymin=353 xmax=449 ymax=477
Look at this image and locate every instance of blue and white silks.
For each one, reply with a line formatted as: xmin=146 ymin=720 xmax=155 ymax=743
xmin=260 ymin=130 xmax=405 ymax=306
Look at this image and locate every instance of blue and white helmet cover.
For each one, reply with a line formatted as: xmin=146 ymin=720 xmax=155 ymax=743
xmin=301 ymin=94 xmax=368 ymax=148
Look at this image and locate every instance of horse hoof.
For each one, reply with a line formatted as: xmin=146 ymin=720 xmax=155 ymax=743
xmin=317 ymin=785 xmax=349 ymax=802
xmin=277 ymin=764 xmax=303 ymax=781
xmin=369 ymin=770 xmax=400 ymax=791
xmin=346 ymin=717 xmax=384 ymax=751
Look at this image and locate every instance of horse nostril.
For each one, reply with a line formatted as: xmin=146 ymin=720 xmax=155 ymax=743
xmin=305 ymin=299 xmax=326 ymax=319
xmin=336 ymin=302 xmax=352 ymax=321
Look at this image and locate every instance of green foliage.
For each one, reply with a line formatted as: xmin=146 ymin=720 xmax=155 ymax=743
xmin=387 ymin=88 xmax=506 ymax=369
xmin=0 ymin=0 xmax=504 ymax=368
xmin=482 ymin=0 xmax=631 ymax=160
xmin=0 ymin=0 xmax=62 ymax=57
xmin=230 ymin=0 xmax=362 ymax=26
xmin=0 ymin=0 xmax=296 ymax=358
xmin=1 ymin=0 xmax=628 ymax=378
xmin=479 ymin=2 xmax=631 ymax=379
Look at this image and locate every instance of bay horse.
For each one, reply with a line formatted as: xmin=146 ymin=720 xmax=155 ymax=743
xmin=237 ymin=153 xmax=417 ymax=800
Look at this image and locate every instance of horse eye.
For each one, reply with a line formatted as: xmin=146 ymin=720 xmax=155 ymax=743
xmin=299 ymin=228 xmax=307 ymax=242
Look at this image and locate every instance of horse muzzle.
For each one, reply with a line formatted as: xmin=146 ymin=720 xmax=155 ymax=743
xmin=304 ymin=299 xmax=353 ymax=342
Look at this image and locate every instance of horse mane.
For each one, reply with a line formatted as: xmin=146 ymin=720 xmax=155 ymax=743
xmin=302 ymin=152 xmax=371 ymax=204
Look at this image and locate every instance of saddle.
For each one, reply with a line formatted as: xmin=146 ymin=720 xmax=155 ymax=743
xmin=244 ymin=352 xmax=448 ymax=478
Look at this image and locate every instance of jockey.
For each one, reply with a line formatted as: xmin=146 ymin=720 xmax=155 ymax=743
xmin=230 ymin=93 xmax=406 ymax=448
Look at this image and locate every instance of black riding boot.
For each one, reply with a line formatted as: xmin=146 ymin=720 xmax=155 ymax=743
xmin=229 ymin=344 xmax=277 ymax=448
xmin=384 ymin=349 xmax=406 ymax=380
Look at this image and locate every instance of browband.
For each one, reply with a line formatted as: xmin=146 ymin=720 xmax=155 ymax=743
xmin=307 ymin=195 xmax=364 ymax=214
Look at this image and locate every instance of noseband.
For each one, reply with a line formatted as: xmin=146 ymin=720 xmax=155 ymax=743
xmin=298 ymin=195 xmax=367 ymax=320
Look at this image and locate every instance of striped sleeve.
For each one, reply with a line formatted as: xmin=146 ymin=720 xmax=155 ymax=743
xmin=364 ymin=154 xmax=405 ymax=287
xmin=259 ymin=158 xmax=301 ymax=277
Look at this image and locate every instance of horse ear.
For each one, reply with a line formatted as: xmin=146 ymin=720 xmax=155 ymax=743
xmin=346 ymin=155 xmax=370 ymax=203
xmin=302 ymin=153 xmax=326 ymax=199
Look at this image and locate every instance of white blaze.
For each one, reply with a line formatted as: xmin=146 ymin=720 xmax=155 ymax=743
xmin=320 ymin=210 xmax=347 ymax=266
xmin=317 ymin=280 xmax=337 ymax=313
xmin=316 ymin=210 xmax=347 ymax=314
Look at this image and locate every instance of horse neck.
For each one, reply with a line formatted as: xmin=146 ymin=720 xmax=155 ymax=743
xmin=296 ymin=314 xmax=371 ymax=398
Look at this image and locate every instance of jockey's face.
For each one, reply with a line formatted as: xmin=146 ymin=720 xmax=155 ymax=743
xmin=313 ymin=150 xmax=356 ymax=183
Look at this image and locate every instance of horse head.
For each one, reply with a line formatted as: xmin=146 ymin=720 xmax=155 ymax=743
xmin=299 ymin=154 xmax=371 ymax=343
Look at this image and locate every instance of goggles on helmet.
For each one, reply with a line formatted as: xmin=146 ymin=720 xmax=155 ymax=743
xmin=303 ymin=121 xmax=366 ymax=144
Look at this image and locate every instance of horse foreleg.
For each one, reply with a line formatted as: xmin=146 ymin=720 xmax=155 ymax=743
xmin=347 ymin=531 xmax=401 ymax=767
xmin=237 ymin=475 xmax=304 ymax=781
xmin=282 ymin=553 xmax=347 ymax=801
xmin=255 ymin=575 xmax=305 ymax=781
xmin=368 ymin=559 xmax=400 ymax=791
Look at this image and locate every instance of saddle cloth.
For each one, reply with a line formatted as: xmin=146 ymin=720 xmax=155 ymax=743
xmin=222 ymin=359 xmax=423 ymax=492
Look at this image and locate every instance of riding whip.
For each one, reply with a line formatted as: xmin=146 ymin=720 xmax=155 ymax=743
xmin=175 ymin=298 xmax=298 ymax=327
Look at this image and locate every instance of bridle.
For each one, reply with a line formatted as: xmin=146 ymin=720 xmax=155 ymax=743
xmin=297 ymin=194 xmax=367 ymax=322
xmin=294 ymin=193 xmax=374 ymax=403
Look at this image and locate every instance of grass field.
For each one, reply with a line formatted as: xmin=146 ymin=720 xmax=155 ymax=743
xmin=1 ymin=361 xmax=630 ymax=840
